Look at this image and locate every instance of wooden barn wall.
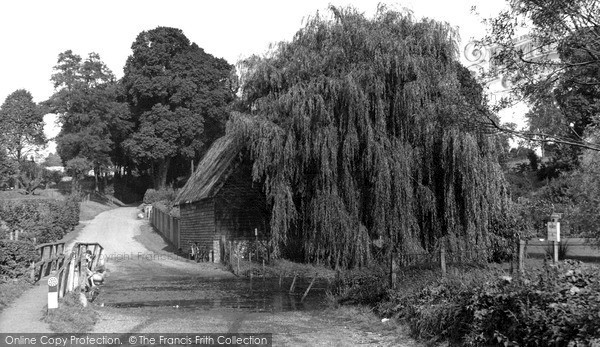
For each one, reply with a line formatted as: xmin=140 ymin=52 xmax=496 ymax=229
xmin=214 ymin=162 xmax=270 ymax=241
xmin=179 ymin=200 xmax=215 ymax=253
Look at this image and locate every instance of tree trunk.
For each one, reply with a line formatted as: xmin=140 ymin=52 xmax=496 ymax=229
xmin=94 ymin=166 xmax=99 ymax=192
xmin=154 ymin=158 xmax=171 ymax=189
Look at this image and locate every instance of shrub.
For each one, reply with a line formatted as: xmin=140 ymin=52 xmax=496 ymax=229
xmin=379 ymin=261 xmax=600 ymax=346
xmin=143 ymin=188 xmax=176 ymax=204
xmin=0 ymin=240 xmax=39 ymax=279
xmin=0 ymin=198 xmax=80 ymax=243
xmin=332 ymin=265 xmax=389 ymax=306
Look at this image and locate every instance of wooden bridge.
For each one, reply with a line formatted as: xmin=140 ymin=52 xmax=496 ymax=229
xmin=34 ymin=241 xmax=104 ymax=298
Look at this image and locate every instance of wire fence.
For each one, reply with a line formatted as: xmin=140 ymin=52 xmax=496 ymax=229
xmin=387 ymin=239 xmax=600 ymax=279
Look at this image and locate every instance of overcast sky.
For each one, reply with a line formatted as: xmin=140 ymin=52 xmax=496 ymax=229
xmin=0 ymin=0 xmax=508 ymax=150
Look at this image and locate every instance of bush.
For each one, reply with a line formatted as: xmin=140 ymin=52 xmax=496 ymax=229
xmin=378 ymin=261 xmax=600 ymax=346
xmin=332 ymin=265 xmax=389 ymax=306
xmin=143 ymin=188 xmax=176 ymax=204
xmin=0 ymin=197 xmax=80 ymax=243
xmin=0 ymin=240 xmax=39 ymax=279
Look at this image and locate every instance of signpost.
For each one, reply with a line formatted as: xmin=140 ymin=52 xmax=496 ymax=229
xmin=48 ymin=276 xmax=59 ymax=309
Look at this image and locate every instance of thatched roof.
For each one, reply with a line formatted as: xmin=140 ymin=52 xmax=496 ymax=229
xmin=175 ymin=134 xmax=244 ymax=205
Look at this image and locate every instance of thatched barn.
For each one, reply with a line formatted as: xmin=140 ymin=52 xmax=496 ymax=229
xmin=174 ymin=135 xmax=269 ymax=263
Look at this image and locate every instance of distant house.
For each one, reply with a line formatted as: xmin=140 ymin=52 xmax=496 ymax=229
xmin=174 ymin=135 xmax=270 ymax=263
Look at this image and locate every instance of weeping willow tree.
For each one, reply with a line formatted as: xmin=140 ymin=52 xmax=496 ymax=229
xmin=229 ymin=5 xmax=513 ymax=268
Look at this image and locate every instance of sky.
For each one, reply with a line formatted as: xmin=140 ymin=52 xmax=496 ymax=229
xmin=0 ymin=0 xmax=508 ymax=154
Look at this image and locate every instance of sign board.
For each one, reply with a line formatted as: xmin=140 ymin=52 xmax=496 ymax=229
xmin=547 ymin=222 xmax=560 ymax=242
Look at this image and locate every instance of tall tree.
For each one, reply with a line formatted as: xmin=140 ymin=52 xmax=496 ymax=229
xmin=0 ymin=89 xmax=46 ymax=163
xmin=47 ymin=50 xmax=129 ymax=191
xmin=122 ymin=27 xmax=235 ymax=189
xmin=231 ymin=6 xmax=512 ymax=268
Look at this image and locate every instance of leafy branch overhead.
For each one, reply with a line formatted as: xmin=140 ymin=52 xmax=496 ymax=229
xmin=480 ymin=0 xmax=600 ymax=152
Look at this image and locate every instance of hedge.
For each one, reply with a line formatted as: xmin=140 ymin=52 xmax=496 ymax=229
xmin=0 ymin=197 xmax=80 ymax=243
xmin=0 ymin=240 xmax=39 ymax=279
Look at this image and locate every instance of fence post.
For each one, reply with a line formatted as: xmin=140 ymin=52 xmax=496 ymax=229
xmin=440 ymin=243 xmax=447 ymax=277
xmin=518 ymin=240 xmax=525 ymax=276
xmin=66 ymin=254 xmax=76 ymax=292
xmin=289 ymin=274 xmax=298 ymax=293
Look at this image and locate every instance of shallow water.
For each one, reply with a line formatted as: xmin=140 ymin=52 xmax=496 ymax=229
xmin=104 ymin=277 xmax=331 ymax=312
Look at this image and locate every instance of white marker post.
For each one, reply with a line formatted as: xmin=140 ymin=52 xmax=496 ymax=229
xmin=48 ymin=276 xmax=59 ymax=309
xmin=547 ymin=213 xmax=561 ymax=263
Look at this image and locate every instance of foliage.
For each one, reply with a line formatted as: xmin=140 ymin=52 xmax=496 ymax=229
xmin=122 ymin=27 xmax=235 ymax=189
xmin=18 ymin=160 xmax=44 ymax=194
xmin=143 ymin=188 xmax=176 ymax=205
xmin=65 ymin=157 xmax=92 ymax=192
xmin=47 ymin=50 xmax=130 ymax=192
xmin=0 ymin=147 xmax=18 ymax=189
xmin=42 ymin=169 xmax=64 ymax=186
xmin=377 ymin=261 xmax=600 ymax=346
xmin=0 ymin=240 xmax=38 ymax=279
xmin=332 ymin=265 xmax=390 ymax=306
xmin=0 ymin=198 xmax=80 ymax=243
xmin=42 ymin=153 xmax=63 ymax=167
xmin=0 ymin=89 xmax=46 ymax=162
xmin=230 ymin=6 xmax=512 ymax=268
xmin=482 ymin=0 xmax=600 ymax=152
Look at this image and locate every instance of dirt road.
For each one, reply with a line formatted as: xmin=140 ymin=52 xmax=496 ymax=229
xmin=71 ymin=207 xmax=420 ymax=346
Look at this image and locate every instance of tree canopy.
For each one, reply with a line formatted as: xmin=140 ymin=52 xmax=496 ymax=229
xmin=122 ymin=27 xmax=235 ymax=188
xmin=0 ymin=89 xmax=46 ymax=162
xmin=47 ymin=50 xmax=129 ymax=190
xmin=230 ymin=6 xmax=512 ymax=268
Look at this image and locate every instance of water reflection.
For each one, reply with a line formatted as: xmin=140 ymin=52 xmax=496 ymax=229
xmin=105 ymin=277 xmax=330 ymax=312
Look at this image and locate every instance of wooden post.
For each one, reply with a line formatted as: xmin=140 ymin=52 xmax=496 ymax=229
xmin=255 ymin=228 xmax=258 ymax=262
xmin=30 ymin=261 xmax=35 ymax=282
xmin=518 ymin=240 xmax=525 ymax=276
xmin=301 ymin=275 xmax=317 ymax=302
xmin=9 ymin=231 xmax=13 ymax=241
xmin=279 ymin=272 xmax=283 ymax=287
xmin=553 ymin=241 xmax=559 ymax=264
xmin=440 ymin=244 xmax=447 ymax=277
xmin=15 ymin=229 xmax=19 ymax=240
xmin=389 ymin=251 xmax=393 ymax=288
xmin=97 ymin=248 xmax=105 ymax=268
xmin=262 ymin=259 xmax=265 ymax=277
xmin=289 ymin=274 xmax=298 ymax=293
xmin=66 ymin=255 xmax=76 ymax=292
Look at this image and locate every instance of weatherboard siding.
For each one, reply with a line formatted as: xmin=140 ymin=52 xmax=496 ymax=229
xmin=179 ymin=200 xmax=216 ymax=254
xmin=214 ymin=162 xmax=269 ymax=240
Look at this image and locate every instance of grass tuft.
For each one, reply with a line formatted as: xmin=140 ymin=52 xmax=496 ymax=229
xmin=43 ymin=291 xmax=99 ymax=333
